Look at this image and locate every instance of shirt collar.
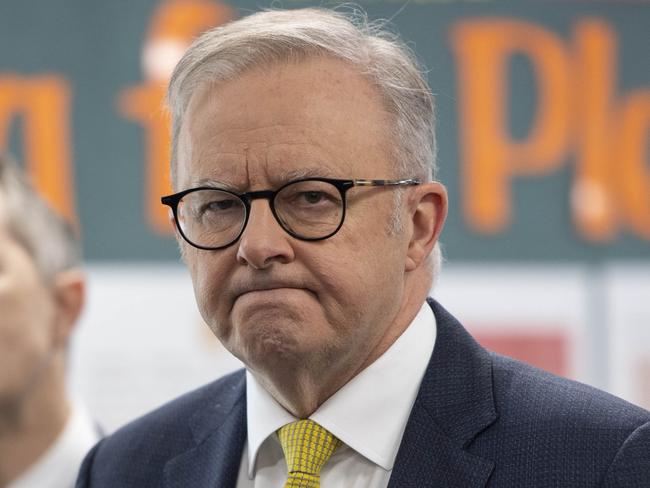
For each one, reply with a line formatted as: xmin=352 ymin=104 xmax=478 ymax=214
xmin=246 ymin=301 xmax=436 ymax=476
xmin=246 ymin=370 xmax=296 ymax=476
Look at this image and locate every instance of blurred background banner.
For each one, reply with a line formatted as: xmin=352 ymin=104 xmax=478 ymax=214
xmin=1 ymin=0 xmax=648 ymax=430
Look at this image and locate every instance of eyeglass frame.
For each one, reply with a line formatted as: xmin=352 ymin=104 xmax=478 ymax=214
xmin=161 ymin=177 xmax=421 ymax=251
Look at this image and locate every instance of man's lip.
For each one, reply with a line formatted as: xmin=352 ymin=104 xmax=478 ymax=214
xmin=240 ymin=286 xmax=301 ymax=294
xmin=234 ymin=285 xmax=315 ymax=300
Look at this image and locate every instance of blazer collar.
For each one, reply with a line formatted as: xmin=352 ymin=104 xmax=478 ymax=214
xmin=163 ymin=372 xmax=247 ymax=488
xmin=388 ymin=299 xmax=498 ymax=488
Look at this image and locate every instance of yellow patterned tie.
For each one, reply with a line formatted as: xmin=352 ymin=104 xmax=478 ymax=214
xmin=277 ymin=419 xmax=342 ymax=488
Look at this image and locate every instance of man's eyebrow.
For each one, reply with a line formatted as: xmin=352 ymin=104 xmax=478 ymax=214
xmin=193 ymin=178 xmax=239 ymax=191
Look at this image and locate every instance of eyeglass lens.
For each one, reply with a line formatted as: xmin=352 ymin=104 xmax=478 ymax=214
xmin=176 ymin=180 xmax=344 ymax=248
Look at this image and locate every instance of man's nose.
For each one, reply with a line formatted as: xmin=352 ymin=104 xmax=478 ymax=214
xmin=236 ymin=199 xmax=295 ymax=269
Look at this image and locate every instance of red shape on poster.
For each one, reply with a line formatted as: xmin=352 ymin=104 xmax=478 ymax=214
xmin=472 ymin=328 xmax=568 ymax=378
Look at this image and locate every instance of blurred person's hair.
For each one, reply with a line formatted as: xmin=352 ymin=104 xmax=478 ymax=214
xmin=166 ymin=7 xmax=441 ymax=275
xmin=0 ymin=154 xmax=82 ymax=281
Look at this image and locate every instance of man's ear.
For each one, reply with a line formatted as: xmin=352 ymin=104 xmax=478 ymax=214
xmin=405 ymin=181 xmax=448 ymax=272
xmin=51 ymin=268 xmax=85 ymax=349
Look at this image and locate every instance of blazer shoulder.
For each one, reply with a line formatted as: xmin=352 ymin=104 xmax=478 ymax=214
xmin=490 ymin=352 xmax=650 ymax=430
xmin=425 ymin=298 xmax=650 ymax=485
xmin=464 ymin=352 xmax=650 ymax=486
xmin=110 ymin=367 xmax=246 ymax=440
xmin=76 ymin=369 xmax=246 ymax=487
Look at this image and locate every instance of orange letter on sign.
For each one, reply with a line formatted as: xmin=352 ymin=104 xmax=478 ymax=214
xmin=0 ymin=75 xmax=77 ymax=225
xmin=451 ymin=20 xmax=572 ymax=233
xmin=571 ymin=20 xmax=650 ymax=242
xmin=571 ymin=20 xmax=618 ymax=241
xmin=119 ymin=0 xmax=233 ymax=234
xmin=615 ymin=91 xmax=650 ymax=239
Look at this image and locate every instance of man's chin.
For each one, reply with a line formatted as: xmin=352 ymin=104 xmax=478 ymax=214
xmin=229 ymin=318 xmax=307 ymax=371
xmin=226 ymin=295 xmax=324 ymax=368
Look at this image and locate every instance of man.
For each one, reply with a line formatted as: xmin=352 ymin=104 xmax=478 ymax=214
xmin=77 ymin=8 xmax=650 ymax=487
xmin=0 ymin=154 xmax=99 ymax=487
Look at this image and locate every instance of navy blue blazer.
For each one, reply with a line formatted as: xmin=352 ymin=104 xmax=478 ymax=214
xmin=76 ymin=300 xmax=650 ymax=487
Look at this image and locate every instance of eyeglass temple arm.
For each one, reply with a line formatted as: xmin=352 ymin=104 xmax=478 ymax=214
xmin=352 ymin=178 xmax=421 ymax=187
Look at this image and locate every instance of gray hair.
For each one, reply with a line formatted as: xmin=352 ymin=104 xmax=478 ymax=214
xmin=0 ymin=154 xmax=82 ymax=281
xmin=167 ymin=7 xmax=441 ymax=278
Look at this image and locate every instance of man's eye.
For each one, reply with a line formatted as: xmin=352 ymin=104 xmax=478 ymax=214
xmin=210 ymin=199 xmax=237 ymax=210
xmin=299 ymin=191 xmax=327 ymax=204
xmin=198 ymin=198 xmax=238 ymax=215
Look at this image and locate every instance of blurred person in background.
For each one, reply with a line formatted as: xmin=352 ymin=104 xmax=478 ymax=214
xmin=77 ymin=8 xmax=649 ymax=488
xmin=0 ymin=154 xmax=99 ymax=488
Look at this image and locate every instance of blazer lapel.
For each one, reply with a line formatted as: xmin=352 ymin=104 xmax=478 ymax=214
xmin=163 ymin=373 xmax=247 ymax=488
xmin=388 ymin=299 xmax=498 ymax=488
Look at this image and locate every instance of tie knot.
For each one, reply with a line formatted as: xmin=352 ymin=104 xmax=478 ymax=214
xmin=277 ymin=419 xmax=342 ymax=478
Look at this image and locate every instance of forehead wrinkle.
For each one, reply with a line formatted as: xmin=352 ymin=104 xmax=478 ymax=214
xmin=190 ymin=126 xmax=321 ymax=164
xmin=266 ymin=140 xmax=337 ymax=169
xmin=194 ymin=148 xmax=244 ymax=166
xmin=191 ymin=166 xmax=340 ymax=193
xmin=193 ymin=120 xmax=314 ymax=143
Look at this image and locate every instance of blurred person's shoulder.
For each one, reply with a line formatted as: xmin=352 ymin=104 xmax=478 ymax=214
xmin=76 ymin=369 xmax=245 ymax=487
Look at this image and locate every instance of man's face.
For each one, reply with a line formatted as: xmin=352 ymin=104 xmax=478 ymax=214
xmin=0 ymin=196 xmax=57 ymax=409
xmin=176 ymin=57 xmax=416 ymax=380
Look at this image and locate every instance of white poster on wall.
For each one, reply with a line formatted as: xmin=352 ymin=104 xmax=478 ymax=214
xmin=70 ymin=261 xmax=649 ymax=433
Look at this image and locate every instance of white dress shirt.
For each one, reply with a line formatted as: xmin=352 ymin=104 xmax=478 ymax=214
xmin=8 ymin=401 xmax=100 ymax=488
xmin=236 ymin=301 xmax=437 ymax=488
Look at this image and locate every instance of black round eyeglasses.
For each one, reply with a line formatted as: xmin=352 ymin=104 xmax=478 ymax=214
xmin=161 ymin=177 xmax=420 ymax=250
